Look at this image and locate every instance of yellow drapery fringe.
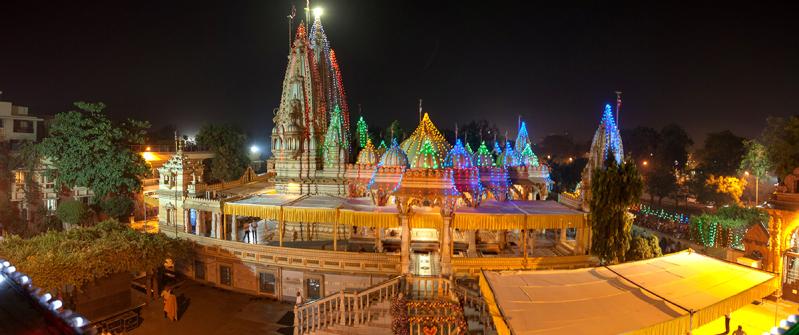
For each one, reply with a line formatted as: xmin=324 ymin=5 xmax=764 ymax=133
xmin=452 ymin=214 xmax=525 ymax=230
xmin=690 ymin=275 xmax=779 ymax=328
xmin=411 ymin=214 xmax=441 ymax=229
xmin=478 ymin=272 xmax=511 ymax=335
xmin=526 ymin=214 xmax=587 ymax=230
xmin=338 ymin=210 xmax=399 ymax=228
xmin=223 ymin=203 xmax=281 ymax=220
xmin=283 ymin=207 xmax=338 ymax=224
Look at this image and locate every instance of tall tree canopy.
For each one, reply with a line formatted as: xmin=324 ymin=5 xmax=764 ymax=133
xmin=761 ymin=116 xmax=799 ymax=178
xmin=589 ymin=157 xmax=644 ymax=264
xmin=39 ymin=102 xmax=151 ymax=197
xmin=739 ymin=139 xmax=772 ymax=203
xmin=621 ymin=126 xmax=660 ymax=163
xmin=697 ymin=130 xmax=746 ymax=176
xmin=656 ymin=124 xmax=693 ymax=170
xmin=196 ymin=123 xmax=250 ymax=182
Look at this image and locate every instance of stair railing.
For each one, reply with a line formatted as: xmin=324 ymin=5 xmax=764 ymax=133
xmin=294 ymin=275 xmax=403 ymax=335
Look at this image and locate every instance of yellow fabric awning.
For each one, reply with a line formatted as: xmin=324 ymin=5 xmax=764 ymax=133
xmin=482 ymin=251 xmax=778 ymax=335
xmin=478 ymin=272 xmax=511 ymax=335
xmin=224 ymin=203 xmax=281 ymax=220
xmin=526 ymin=214 xmax=587 ymax=230
xmin=338 ymin=210 xmax=399 ymax=228
xmin=411 ymin=213 xmax=441 ymax=229
xmin=452 ymin=214 xmax=526 ymax=230
xmin=283 ymin=207 xmax=338 ymax=224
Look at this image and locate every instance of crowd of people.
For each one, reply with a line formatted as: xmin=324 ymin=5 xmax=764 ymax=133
xmin=634 ymin=214 xmax=691 ymax=241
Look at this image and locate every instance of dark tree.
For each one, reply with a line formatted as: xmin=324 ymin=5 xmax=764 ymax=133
xmin=656 ymin=124 xmax=693 ymax=170
xmin=621 ymin=126 xmax=660 ymax=163
xmin=644 ymin=166 xmax=677 ymax=206
xmin=459 ymin=120 xmax=499 ymax=150
xmin=761 ymin=116 xmax=799 ymax=178
xmin=196 ymin=124 xmax=251 ymax=183
xmin=538 ymin=134 xmax=578 ymax=160
xmin=697 ymin=130 xmax=746 ymax=176
xmin=548 ymin=157 xmax=588 ymax=195
xmin=589 ymin=157 xmax=644 ymax=264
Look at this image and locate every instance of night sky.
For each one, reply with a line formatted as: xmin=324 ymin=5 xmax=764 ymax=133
xmin=2 ymin=1 xmax=798 ymax=152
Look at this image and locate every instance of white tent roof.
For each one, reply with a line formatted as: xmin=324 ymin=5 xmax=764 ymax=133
xmin=482 ymin=251 xmax=777 ymax=335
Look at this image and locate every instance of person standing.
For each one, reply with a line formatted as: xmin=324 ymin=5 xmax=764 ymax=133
xmin=243 ymin=222 xmax=251 ymax=243
xmin=250 ymin=221 xmax=259 ymax=244
xmin=161 ymin=287 xmax=177 ymax=321
xmin=296 ymin=291 xmax=303 ymax=305
xmin=732 ymin=325 xmax=746 ymax=335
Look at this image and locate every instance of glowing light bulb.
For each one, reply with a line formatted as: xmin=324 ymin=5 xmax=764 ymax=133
xmin=313 ymin=7 xmax=324 ymax=18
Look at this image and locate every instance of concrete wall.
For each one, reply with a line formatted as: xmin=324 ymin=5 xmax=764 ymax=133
xmin=181 ymin=254 xmax=390 ymax=303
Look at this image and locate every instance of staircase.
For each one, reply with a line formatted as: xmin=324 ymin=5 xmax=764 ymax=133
xmin=294 ymin=275 xmax=498 ymax=335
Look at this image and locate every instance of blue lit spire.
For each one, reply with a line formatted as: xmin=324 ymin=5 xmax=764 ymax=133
xmin=515 ymin=121 xmax=530 ymax=154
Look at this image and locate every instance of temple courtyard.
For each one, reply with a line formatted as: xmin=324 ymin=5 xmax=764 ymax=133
xmin=130 ymin=280 xmax=293 ymax=335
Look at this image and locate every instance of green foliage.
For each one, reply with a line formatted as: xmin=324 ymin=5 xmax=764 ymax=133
xmin=589 ymin=157 xmax=644 ymax=264
xmin=691 ymin=205 xmax=766 ymax=248
xmin=626 ymin=228 xmax=663 ymax=262
xmin=761 ymin=116 xmax=799 ymax=178
xmin=100 ymin=196 xmax=134 ymax=220
xmin=39 ymin=102 xmax=151 ymax=197
xmin=196 ymin=123 xmax=250 ymax=182
xmin=698 ymin=130 xmax=746 ymax=176
xmin=739 ymin=139 xmax=772 ymax=181
xmin=0 ymin=220 xmax=194 ymax=292
xmin=56 ymin=199 xmax=89 ymax=226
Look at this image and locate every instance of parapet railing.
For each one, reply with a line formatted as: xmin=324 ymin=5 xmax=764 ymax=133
xmin=451 ymin=255 xmax=597 ymax=275
xmin=179 ymin=232 xmax=401 ymax=274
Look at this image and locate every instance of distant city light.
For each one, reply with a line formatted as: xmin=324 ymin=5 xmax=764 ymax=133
xmin=642 ymin=160 xmax=648 ymax=166
xmin=142 ymin=151 xmax=157 ymax=161
xmin=313 ymin=7 xmax=324 ymax=18
xmin=250 ymin=145 xmax=260 ymax=154
xmin=145 ymin=146 xmax=151 ymax=151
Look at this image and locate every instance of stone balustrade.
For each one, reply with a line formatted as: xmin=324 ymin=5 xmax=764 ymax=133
xmin=179 ymin=232 xmax=401 ymax=274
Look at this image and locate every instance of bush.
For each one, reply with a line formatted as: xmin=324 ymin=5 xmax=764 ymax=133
xmin=100 ymin=196 xmax=134 ymax=220
xmin=0 ymin=219 xmax=194 ymax=292
xmin=56 ymin=199 xmax=88 ymax=228
xmin=626 ymin=228 xmax=663 ymax=262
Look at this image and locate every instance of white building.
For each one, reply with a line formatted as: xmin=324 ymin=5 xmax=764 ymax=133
xmin=0 ymin=101 xmax=43 ymax=144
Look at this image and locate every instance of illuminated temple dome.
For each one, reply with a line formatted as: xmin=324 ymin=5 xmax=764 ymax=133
xmin=379 ymin=139 xmax=409 ymax=168
xmin=400 ymin=113 xmax=452 ymax=167
xmin=444 ymin=139 xmax=473 ymax=169
xmin=356 ymin=139 xmax=379 ymax=165
xmin=473 ymin=141 xmax=495 ymax=167
xmin=497 ymin=141 xmax=520 ymax=167
xmin=410 ymin=139 xmax=442 ymax=169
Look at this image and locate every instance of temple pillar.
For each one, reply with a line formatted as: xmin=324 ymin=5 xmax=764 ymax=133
xmin=183 ymin=209 xmax=190 ymax=233
xmin=231 ymin=215 xmax=238 ymax=242
xmin=441 ymin=216 xmax=453 ymax=276
xmin=467 ymin=230 xmax=477 ymax=257
xmin=376 ymin=228 xmax=384 ymax=253
xmin=400 ymin=215 xmax=411 ymax=274
xmin=559 ymin=228 xmax=567 ymax=242
xmin=498 ymin=230 xmax=507 ymax=249
xmin=195 ymin=210 xmax=202 ymax=237
xmin=211 ymin=212 xmax=218 ymax=238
